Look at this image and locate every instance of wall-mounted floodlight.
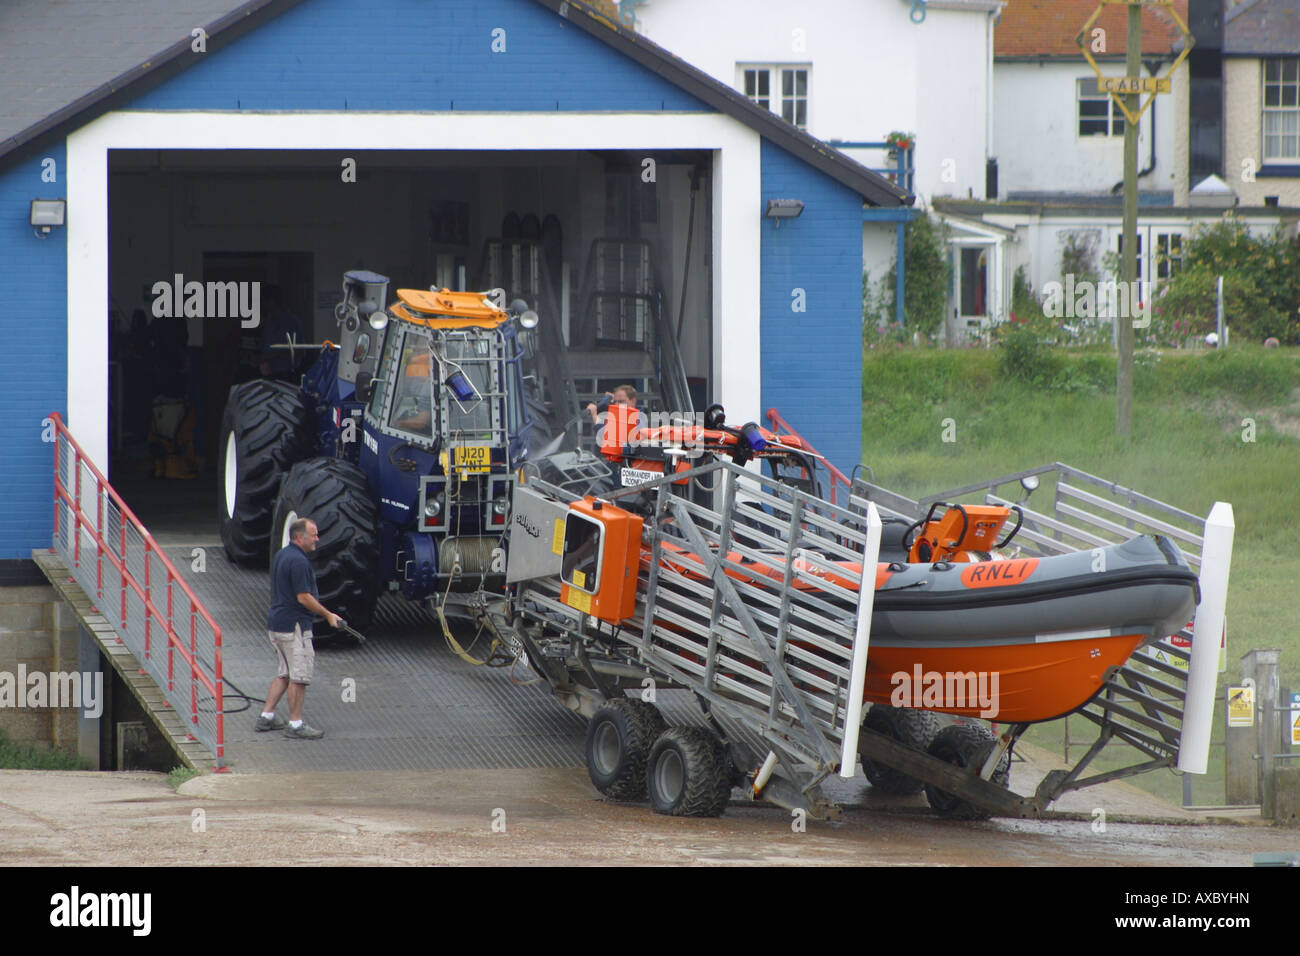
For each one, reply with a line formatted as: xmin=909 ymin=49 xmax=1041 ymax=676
xmin=764 ymin=198 xmax=804 ymax=228
xmin=30 ymin=199 xmax=66 ymax=238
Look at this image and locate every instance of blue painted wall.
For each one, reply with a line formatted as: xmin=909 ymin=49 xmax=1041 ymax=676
xmin=759 ymin=138 xmax=863 ymax=479
xmin=131 ymin=0 xmax=709 ymax=113
xmin=0 ymin=147 xmax=68 ymax=559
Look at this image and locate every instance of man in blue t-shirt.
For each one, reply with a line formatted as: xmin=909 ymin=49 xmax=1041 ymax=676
xmin=256 ymin=517 xmax=341 ymax=739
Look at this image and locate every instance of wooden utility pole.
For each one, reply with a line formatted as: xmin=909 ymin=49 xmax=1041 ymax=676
xmin=1079 ymin=1 xmax=1192 ymax=436
xmin=1116 ymin=1 xmax=1141 ymax=438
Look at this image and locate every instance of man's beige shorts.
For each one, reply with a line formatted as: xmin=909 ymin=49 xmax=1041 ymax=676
xmin=268 ymin=624 xmax=314 ymax=684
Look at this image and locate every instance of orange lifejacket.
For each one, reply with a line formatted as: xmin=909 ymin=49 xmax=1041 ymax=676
xmin=598 ymin=403 xmax=641 ymax=455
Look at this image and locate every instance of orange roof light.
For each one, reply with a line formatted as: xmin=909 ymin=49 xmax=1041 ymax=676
xmin=392 ymin=288 xmax=509 ymax=329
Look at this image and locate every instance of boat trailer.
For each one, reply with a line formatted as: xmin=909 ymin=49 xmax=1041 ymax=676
xmin=479 ymin=459 xmax=1231 ymax=821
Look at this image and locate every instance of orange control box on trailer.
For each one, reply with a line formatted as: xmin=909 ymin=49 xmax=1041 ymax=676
xmin=559 ymin=497 xmax=643 ymax=623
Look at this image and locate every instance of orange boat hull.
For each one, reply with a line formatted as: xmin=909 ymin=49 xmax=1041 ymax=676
xmin=861 ymin=633 xmax=1145 ymax=723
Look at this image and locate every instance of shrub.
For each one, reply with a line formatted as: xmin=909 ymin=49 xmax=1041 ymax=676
xmin=1157 ymin=218 xmax=1300 ymax=344
xmin=995 ymin=320 xmax=1065 ymax=385
xmin=1153 ymin=264 xmax=1283 ymax=341
xmin=0 ymin=728 xmax=87 ymax=770
xmin=880 ymin=213 xmax=951 ymax=338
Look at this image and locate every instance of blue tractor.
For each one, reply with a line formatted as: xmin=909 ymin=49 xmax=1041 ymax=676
xmin=218 ymin=271 xmax=541 ymax=633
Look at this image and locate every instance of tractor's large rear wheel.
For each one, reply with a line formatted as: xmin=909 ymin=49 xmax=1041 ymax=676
xmin=271 ymin=459 xmax=381 ymax=635
xmin=218 ymin=380 xmax=314 ymax=566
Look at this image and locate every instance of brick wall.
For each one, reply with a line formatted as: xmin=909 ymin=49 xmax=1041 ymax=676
xmin=759 ymin=138 xmax=865 ymax=476
xmin=0 ymin=587 xmax=82 ymax=752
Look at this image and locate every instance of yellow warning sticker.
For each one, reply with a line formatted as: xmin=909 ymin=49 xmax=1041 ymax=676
xmin=1292 ymin=713 xmax=1300 ymax=746
xmin=1227 ymin=685 xmax=1254 ymax=728
xmin=566 ymin=587 xmax=592 ymax=614
xmin=573 ymin=569 xmax=586 ymax=589
xmin=552 ymin=518 xmax=565 ymax=556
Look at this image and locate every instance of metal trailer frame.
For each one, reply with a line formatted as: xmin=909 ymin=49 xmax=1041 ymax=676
xmin=851 ymin=463 xmax=1228 ymax=813
xmin=488 ymin=453 xmax=1230 ymax=820
xmin=493 ymin=458 xmax=885 ymax=818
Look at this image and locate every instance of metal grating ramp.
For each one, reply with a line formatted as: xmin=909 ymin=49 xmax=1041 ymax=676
xmin=180 ymin=543 xmax=591 ymax=773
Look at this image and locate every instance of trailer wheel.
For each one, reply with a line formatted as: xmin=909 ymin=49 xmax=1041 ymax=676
xmin=271 ymin=458 xmax=380 ymax=634
xmin=860 ymin=706 xmax=943 ymax=795
xmin=218 ymin=380 xmax=314 ymax=566
xmin=923 ymin=723 xmax=1010 ymax=821
xmin=646 ymin=726 xmax=732 ymax=817
xmin=586 ymin=698 xmax=667 ymax=801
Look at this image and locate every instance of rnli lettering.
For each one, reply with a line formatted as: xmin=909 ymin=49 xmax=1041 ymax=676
xmin=960 ymin=558 xmax=1039 ymax=588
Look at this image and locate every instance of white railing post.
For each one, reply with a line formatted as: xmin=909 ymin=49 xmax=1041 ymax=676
xmin=1179 ymin=501 xmax=1234 ymax=773
xmin=840 ymin=502 xmax=882 ymax=777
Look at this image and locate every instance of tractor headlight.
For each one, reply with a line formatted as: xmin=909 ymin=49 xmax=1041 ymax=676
xmin=425 ymin=497 xmax=443 ymax=518
xmin=368 ymin=309 xmax=389 ymax=331
xmin=492 ymin=500 xmax=508 ymax=515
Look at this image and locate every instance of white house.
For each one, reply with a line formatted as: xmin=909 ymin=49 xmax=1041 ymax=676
xmin=936 ymin=0 xmax=1300 ymax=339
xmin=623 ymin=0 xmax=1004 ymax=329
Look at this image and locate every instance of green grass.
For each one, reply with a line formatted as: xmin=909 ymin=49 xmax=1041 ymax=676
xmin=0 ymin=728 xmax=88 ymax=770
xmin=860 ymin=345 xmax=1300 ymax=806
xmin=166 ymin=766 xmax=202 ymax=789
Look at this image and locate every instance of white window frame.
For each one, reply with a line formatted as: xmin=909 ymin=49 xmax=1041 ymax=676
xmin=1115 ymin=230 xmax=1144 ymax=282
xmin=738 ymin=64 xmax=810 ymax=131
xmin=1262 ymin=57 xmax=1300 ymax=163
xmin=1154 ymin=232 xmax=1183 ymax=282
xmin=1077 ymin=77 xmax=1126 ymax=138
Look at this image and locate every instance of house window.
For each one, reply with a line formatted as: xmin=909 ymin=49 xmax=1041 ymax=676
xmin=740 ymin=65 xmax=809 ymax=130
xmin=1154 ymin=233 xmax=1183 ymax=280
xmin=1116 ymin=231 xmax=1143 ymax=281
xmin=742 ymin=68 xmax=771 ymax=111
xmin=1078 ymin=78 xmax=1125 ymax=137
xmin=1262 ymin=58 xmax=1300 ymax=161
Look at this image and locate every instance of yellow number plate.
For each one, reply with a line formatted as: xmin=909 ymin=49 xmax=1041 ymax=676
xmin=453 ymin=445 xmax=491 ymax=472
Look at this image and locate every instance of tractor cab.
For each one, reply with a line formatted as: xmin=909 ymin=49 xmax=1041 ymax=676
xmin=354 ymin=282 xmax=537 ymax=598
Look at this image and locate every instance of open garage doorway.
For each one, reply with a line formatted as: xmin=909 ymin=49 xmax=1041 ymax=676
xmin=105 ymin=147 xmax=714 ymax=533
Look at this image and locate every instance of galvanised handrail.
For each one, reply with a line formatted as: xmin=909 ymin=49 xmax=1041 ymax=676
xmin=49 ymin=412 xmax=224 ymax=762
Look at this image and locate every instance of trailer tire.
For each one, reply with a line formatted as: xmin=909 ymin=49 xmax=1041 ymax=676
xmin=646 ymin=726 xmax=732 ymax=817
xmin=271 ymin=458 xmax=381 ymax=634
xmin=586 ymin=698 xmax=667 ymax=801
xmin=923 ymin=723 xmax=1010 ymax=820
xmin=219 ymin=380 xmax=314 ymax=566
xmin=860 ymin=706 xmax=944 ymax=795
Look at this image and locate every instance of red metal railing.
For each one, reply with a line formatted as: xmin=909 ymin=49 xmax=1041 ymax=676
xmin=765 ymin=407 xmax=852 ymax=506
xmin=49 ymin=412 xmax=224 ymax=761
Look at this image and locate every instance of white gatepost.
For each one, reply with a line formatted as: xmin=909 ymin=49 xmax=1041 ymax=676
xmin=1178 ymin=501 xmax=1234 ymax=773
xmin=840 ymin=502 xmax=882 ymax=777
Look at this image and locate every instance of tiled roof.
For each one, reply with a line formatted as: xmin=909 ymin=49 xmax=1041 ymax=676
xmin=995 ymin=0 xmax=1190 ymax=59
xmin=0 ymin=0 xmax=260 ymax=156
xmin=1225 ymin=0 xmax=1300 ymax=56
